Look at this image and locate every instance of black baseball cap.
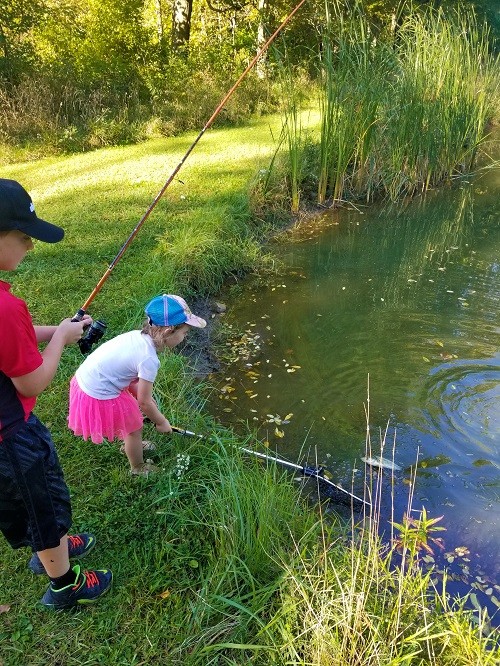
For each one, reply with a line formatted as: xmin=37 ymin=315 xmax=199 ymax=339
xmin=0 ymin=179 xmax=64 ymax=243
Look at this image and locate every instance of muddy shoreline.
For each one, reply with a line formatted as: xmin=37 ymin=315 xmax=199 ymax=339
xmin=181 ymin=297 xmax=225 ymax=376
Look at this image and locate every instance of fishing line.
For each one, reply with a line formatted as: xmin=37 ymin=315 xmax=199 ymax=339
xmin=73 ymin=0 xmax=308 ymax=329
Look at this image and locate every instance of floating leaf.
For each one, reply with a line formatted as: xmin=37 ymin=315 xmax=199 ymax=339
xmin=275 ymin=428 xmax=285 ymax=438
xmin=284 ymin=413 xmax=293 ymax=421
xmin=436 ymin=340 xmax=444 ymax=347
xmin=469 ymin=593 xmax=482 ymax=612
xmin=422 ymin=356 xmax=430 ymax=363
xmin=454 ymin=546 xmax=470 ymax=557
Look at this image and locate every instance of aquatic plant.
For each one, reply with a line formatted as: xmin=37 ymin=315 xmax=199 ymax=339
xmin=391 ymin=506 xmax=446 ymax=557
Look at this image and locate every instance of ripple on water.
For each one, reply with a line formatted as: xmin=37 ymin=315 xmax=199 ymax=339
xmin=419 ymin=356 xmax=500 ymax=462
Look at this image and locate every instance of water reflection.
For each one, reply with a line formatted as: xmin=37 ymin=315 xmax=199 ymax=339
xmin=208 ymin=167 xmax=500 ymax=621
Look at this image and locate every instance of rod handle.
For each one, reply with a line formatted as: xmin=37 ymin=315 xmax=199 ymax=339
xmin=71 ymin=308 xmax=87 ymax=323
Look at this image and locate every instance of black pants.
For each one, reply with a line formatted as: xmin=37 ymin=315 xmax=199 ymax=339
xmin=0 ymin=414 xmax=72 ymax=552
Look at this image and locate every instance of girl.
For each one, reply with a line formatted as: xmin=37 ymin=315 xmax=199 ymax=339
xmin=68 ymin=294 xmax=206 ymax=476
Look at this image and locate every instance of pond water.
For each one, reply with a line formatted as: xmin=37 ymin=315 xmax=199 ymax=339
xmin=206 ymin=159 xmax=500 ymax=623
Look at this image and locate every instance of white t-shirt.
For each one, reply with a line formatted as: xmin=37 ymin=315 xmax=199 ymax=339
xmin=75 ymin=330 xmax=160 ymax=399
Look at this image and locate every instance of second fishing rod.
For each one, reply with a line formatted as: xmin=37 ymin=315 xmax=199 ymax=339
xmin=72 ymin=0 xmax=308 ymax=354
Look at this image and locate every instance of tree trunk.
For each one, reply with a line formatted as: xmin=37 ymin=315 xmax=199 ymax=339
xmin=171 ymin=0 xmax=193 ymax=52
xmin=0 ymin=24 xmax=9 ymax=61
xmin=256 ymin=0 xmax=267 ymax=79
xmin=154 ymin=0 xmax=169 ymax=61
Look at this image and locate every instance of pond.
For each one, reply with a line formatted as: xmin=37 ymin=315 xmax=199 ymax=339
xmin=206 ymin=156 xmax=500 ymax=623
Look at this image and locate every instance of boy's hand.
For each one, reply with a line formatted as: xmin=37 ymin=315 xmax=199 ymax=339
xmin=54 ymin=317 xmax=92 ymax=346
xmin=12 ymin=316 xmax=93 ymax=397
xmin=80 ymin=314 xmax=93 ymax=326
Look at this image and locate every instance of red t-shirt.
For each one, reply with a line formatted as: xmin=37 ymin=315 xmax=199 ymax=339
xmin=0 ymin=280 xmax=43 ymax=441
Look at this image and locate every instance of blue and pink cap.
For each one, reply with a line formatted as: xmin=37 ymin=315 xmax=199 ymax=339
xmin=145 ymin=294 xmax=206 ymax=329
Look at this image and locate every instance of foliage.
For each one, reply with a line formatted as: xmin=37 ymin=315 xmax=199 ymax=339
xmin=391 ymin=506 xmax=446 ymax=556
xmin=1 ymin=0 xmax=499 ymax=157
xmin=154 ymin=196 xmax=262 ymax=294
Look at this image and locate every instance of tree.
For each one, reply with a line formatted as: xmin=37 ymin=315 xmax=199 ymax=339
xmin=171 ymin=0 xmax=193 ymax=50
xmin=0 ymin=0 xmax=46 ymax=76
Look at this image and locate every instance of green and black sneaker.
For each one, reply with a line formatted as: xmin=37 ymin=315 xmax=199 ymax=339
xmin=40 ymin=564 xmax=112 ymax=610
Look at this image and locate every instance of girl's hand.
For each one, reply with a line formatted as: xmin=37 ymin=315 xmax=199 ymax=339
xmin=155 ymin=418 xmax=172 ymax=434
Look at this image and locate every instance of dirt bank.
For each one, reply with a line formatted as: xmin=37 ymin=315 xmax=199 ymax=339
xmin=181 ymin=297 xmax=225 ymax=377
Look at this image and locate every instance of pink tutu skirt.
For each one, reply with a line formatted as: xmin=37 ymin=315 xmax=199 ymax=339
xmin=68 ymin=376 xmax=143 ymax=444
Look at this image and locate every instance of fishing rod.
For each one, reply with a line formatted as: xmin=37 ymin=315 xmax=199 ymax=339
xmin=72 ymin=0 xmax=308 ymax=353
xmin=170 ymin=426 xmax=370 ymax=508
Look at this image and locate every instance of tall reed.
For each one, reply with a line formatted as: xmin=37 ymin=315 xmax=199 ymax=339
xmin=382 ymin=6 xmax=498 ymax=200
xmin=277 ymin=59 xmax=308 ymax=213
xmin=277 ymin=0 xmax=499 ymax=208
xmin=317 ymin=0 xmax=389 ymax=204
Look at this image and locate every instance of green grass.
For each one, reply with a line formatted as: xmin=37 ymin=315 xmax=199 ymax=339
xmin=1 ymin=118 xmax=498 ymax=664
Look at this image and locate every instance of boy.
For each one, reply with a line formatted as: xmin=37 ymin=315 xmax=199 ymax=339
xmin=0 ymin=178 xmax=112 ymax=609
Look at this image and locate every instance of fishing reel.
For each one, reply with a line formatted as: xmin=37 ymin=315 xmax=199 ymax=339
xmin=78 ymin=319 xmax=107 ymax=354
xmin=72 ymin=309 xmax=107 ymax=354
